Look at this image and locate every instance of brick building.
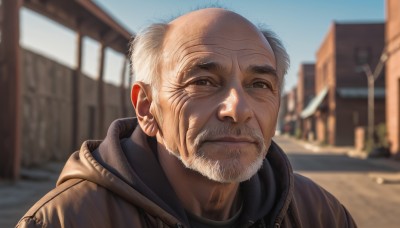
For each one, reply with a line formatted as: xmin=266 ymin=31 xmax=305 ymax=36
xmin=284 ymin=87 xmax=298 ymax=135
xmin=297 ymin=63 xmax=316 ymax=140
xmin=277 ymin=93 xmax=287 ymax=135
xmin=277 ymin=87 xmax=298 ymax=135
xmin=302 ymin=22 xmax=386 ymax=146
xmin=385 ymin=0 xmax=400 ymax=154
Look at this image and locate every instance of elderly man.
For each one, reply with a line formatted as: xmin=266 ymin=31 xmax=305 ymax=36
xmin=17 ymin=8 xmax=356 ymax=228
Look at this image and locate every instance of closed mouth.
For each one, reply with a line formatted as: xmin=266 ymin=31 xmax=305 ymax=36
xmin=204 ymin=136 xmax=257 ymax=144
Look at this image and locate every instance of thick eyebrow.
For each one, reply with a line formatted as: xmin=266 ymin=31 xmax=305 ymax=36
xmin=248 ymin=64 xmax=278 ymax=77
xmin=183 ymin=61 xmax=226 ymax=78
xmin=180 ymin=61 xmax=277 ymax=79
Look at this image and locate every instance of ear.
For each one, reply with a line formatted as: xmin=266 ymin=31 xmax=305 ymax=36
xmin=131 ymin=82 xmax=159 ymax=137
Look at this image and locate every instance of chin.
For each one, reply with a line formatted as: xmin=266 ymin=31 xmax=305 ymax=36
xmin=165 ymin=144 xmax=266 ymax=183
xmin=184 ymin=154 xmax=264 ymax=183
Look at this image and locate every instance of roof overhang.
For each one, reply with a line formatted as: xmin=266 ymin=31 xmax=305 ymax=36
xmin=300 ymin=86 xmax=328 ymax=119
xmin=23 ymin=0 xmax=133 ymax=54
xmin=337 ymin=87 xmax=385 ymax=98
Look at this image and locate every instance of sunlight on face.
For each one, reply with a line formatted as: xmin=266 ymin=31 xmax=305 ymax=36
xmin=164 ymin=123 xmax=268 ymax=182
xmin=156 ymin=9 xmax=279 ymax=183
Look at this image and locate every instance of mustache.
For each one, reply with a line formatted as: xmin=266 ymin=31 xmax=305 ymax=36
xmin=193 ymin=124 xmax=265 ymax=151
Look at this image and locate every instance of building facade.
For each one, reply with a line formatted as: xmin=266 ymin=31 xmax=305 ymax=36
xmin=297 ymin=63 xmax=316 ymax=140
xmin=279 ymin=87 xmax=298 ymax=135
xmin=386 ymin=0 xmax=400 ymax=154
xmin=277 ymin=93 xmax=288 ymax=135
xmin=307 ymin=23 xmax=386 ymax=146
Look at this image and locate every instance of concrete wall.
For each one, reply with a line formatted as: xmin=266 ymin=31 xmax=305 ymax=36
xmin=20 ymin=49 xmax=134 ymax=167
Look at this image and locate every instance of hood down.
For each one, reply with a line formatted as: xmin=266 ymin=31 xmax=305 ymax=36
xmin=57 ymin=118 xmax=294 ymax=227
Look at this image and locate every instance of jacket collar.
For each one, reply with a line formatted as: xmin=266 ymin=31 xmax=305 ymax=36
xmin=59 ymin=118 xmax=294 ymax=227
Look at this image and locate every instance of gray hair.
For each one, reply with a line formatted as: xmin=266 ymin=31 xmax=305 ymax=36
xmin=129 ymin=21 xmax=290 ymax=95
xmin=129 ymin=23 xmax=168 ymax=97
xmin=260 ymin=29 xmax=290 ymax=92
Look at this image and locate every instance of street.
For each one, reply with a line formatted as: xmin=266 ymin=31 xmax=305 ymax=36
xmin=0 ymin=163 xmax=62 ymax=228
xmin=2 ymin=136 xmax=400 ymax=227
xmin=274 ymin=135 xmax=400 ymax=228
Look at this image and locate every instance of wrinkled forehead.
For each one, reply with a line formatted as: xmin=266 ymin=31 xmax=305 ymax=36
xmin=163 ymin=9 xmax=274 ymax=57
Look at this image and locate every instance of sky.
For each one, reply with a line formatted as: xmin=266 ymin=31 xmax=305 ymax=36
xmin=20 ymin=0 xmax=385 ymax=92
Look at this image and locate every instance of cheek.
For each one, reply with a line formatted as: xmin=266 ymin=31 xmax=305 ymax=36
xmin=182 ymin=100 xmax=216 ymax=156
xmin=162 ymin=94 xmax=209 ymax=158
xmin=158 ymin=90 xmax=189 ymax=149
xmin=255 ymin=97 xmax=280 ymax=137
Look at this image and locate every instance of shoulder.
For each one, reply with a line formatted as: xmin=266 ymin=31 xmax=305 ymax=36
xmin=288 ymin=173 xmax=357 ymax=228
xmin=16 ymin=179 xmax=101 ymax=227
xmin=16 ymin=179 xmax=143 ymax=228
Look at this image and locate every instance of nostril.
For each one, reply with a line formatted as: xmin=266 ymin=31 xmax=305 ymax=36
xmin=217 ymin=87 xmax=253 ymax=123
xmin=219 ymin=114 xmax=236 ymax=123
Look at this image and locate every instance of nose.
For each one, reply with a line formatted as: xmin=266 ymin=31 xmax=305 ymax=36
xmin=217 ymin=87 xmax=253 ymax=123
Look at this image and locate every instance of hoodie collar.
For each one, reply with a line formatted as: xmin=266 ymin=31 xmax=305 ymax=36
xmin=60 ymin=118 xmax=294 ymax=227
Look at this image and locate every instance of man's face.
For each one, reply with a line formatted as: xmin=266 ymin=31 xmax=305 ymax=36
xmin=154 ymin=10 xmax=280 ymax=183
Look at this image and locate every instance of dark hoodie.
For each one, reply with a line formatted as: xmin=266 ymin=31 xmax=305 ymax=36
xmin=17 ymin=118 xmax=357 ymax=228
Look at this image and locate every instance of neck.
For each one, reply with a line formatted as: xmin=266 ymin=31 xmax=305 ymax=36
xmin=157 ymin=144 xmax=242 ymax=221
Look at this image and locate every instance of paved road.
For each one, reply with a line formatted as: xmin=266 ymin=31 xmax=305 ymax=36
xmin=0 ymin=163 xmax=63 ymax=228
xmin=274 ymin=135 xmax=400 ymax=228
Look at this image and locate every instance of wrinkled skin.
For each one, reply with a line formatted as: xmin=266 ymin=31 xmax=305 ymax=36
xmin=156 ymin=10 xmax=280 ymax=183
xmin=132 ymin=8 xmax=281 ymax=220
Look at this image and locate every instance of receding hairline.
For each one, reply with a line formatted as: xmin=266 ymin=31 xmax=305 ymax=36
xmin=130 ymin=8 xmax=289 ymax=93
xmin=161 ymin=8 xmax=276 ymax=71
xmin=166 ymin=8 xmax=265 ymax=40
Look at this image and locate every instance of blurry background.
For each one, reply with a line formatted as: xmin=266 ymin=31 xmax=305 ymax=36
xmin=1 ymin=0 xmax=400 ymax=227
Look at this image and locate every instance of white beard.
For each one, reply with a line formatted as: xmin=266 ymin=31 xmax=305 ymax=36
xmin=163 ymin=135 xmax=267 ymax=183
xmin=184 ymin=151 xmax=265 ymax=183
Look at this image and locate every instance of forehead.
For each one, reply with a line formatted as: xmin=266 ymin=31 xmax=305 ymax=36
xmin=171 ymin=35 xmax=272 ymax=57
xmin=162 ymin=23 xmax=276 ymax=71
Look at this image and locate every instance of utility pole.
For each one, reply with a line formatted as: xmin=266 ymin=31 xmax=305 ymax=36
xmin=359 ymin=43 xmax=400 ymax=150
xmin=359 ymin=51 xmax=388 ymax=150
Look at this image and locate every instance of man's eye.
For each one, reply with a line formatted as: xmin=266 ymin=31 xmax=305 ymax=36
xmin=252 ymin=81 xmax=270 ymax=89
xmin=193 ymin=79 xmax=213 ymax=86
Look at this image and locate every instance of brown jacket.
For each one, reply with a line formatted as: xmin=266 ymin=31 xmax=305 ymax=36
xmin=17 ymin=118 xmax=356 ymax=228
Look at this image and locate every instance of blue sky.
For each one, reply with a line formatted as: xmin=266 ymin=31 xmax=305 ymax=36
xmin=20 ymin=0 xmax=385 ymax=92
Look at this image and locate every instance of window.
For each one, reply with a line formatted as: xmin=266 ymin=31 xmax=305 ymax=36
xmin=354 ymin=47 xmax=371 ymax=65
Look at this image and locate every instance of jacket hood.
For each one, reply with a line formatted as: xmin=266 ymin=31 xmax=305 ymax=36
xmin=57 ymin=118 xmax=294 ymax=227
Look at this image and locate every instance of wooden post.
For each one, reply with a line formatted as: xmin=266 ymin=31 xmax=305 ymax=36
xmin=0 ymin=0 xmax=21 ymax=180
xmin=120 ymin=57 xmax=128 ymax=117
xmin=97 ymin=43 xmax=106 ymax=138
xmin=72 ymin=30 xmax=83 ymax=149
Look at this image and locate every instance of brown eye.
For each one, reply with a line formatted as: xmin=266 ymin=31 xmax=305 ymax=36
xmin=252 ymin=81 xmax=270 ymax=89
xmin=193 ymin=79 xmax=213 ymax=86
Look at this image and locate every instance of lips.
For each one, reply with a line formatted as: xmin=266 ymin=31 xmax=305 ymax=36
xmin=204 ymin=136 xmax=257 ymax=144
